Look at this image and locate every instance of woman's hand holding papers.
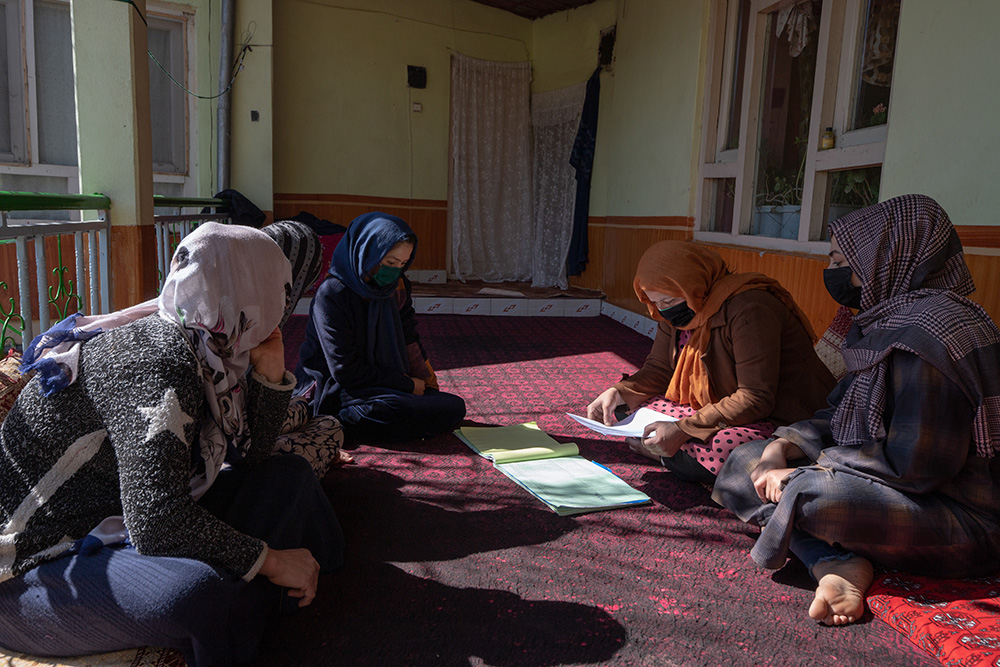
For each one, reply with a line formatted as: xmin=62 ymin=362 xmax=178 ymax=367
xmin=587 ymin=387 xmax=626 ymax=425
xmin=628 ymin=421 xmax=690 ymax=460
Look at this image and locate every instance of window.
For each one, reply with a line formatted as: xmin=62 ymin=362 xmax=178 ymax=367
xmin=696 ymin=0 xmax=900 ymax=251
xmin=0 ymin=0 xmax=27 ymax=164
xmin=0 ymin=1 xmax=196 ymax=199
xmin=148 ymin=15 xmax=188 ymax=175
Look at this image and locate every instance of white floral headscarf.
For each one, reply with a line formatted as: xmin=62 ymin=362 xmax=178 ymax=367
xmin=159 ymin=222 xmax=292 ymax=496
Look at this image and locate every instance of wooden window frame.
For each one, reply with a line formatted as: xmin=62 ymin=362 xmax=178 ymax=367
xmin=695 ymin=0 xmax=892 ymax=254
xmin=0 ymin=1 xmax=198 ymax=196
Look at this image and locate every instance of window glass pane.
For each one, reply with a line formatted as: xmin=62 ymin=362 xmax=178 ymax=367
xmin=153 ymin=181 xmax=185 ymax=197
xmin=35 ymin=1 xmax=78 ymax=166
xmin=0 ymin=5 xmax=12 ymax=154
xmin=850 ymin=0 xmax=899 ymax=130
xmin=821 ymin=166 xmax=881 ymax=240
xmin=0 ymin=0 xmax=25 ymax=161
xmin=148 ymin=20 xmax=186 ymax=173
xmin=751 ymin=1 xmax=821 ymax=240
xmin=723 ymin=0 xmax=752 ymax=151
xmin=707 ymin=178 xmax=736 ymax=233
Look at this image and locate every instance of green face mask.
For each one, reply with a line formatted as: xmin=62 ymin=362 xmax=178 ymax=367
xmin=372 ymin=265 xmax=403 ymax=287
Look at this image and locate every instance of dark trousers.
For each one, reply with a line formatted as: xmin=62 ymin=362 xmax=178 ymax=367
xmin=338 ymin=387 xmax=466 ymax=441
xmin=0 ymin=456 xmax=343 ymax=667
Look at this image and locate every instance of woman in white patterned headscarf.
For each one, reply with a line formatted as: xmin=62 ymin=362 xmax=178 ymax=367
xmin=0 ymin=222 xmax=344 ymax=666
xmin=714 ymin=194 xmax=1000 ymax=627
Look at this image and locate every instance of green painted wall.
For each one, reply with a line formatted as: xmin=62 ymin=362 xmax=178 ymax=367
xmin=881 ymin=0 xmax=1000 ymax=226
xmin=72 ymin=0 xmax=153 ymax=225
xmin=271 ymin=0 xmax=531 ymax=200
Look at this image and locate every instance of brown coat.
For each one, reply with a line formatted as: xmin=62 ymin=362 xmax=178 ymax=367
xmin=615 ymin=289 xmax=836 ymax=442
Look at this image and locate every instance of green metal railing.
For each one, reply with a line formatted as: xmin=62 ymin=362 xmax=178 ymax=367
xmin=1 ymin=191 xmax=113 ymax=353
xmin=0 ymin=191 xmax=112 ymax=212
xmin=0 ymin=192 xmax=231 ymax=353
xmin=152 ymin=195 xmax=230 ymax=288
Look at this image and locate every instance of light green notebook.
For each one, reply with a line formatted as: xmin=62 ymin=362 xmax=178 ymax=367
xmin=457 ymin=422 xmax=578 ymax=463
xmin=456 ymin=422 xmax=651 ymax=516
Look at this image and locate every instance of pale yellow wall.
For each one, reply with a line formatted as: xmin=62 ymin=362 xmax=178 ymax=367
xmin=230 ymin=0 xmax=274 ymax=210
xmin=881 ymin=0 xmax=1000 ymax=225
xmin=530 ymin=0 xmax=617 ymax=92
xmin=591 ymin=0 xmax=704 ymax=218
xmin=271 ymin=0 xmax=531 ymax=200
xmin=268 ymin=0 xmax=705 ymax=220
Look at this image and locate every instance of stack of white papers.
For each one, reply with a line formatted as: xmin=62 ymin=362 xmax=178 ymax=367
xmin=565 ymin=407 xmax=678 ymax=438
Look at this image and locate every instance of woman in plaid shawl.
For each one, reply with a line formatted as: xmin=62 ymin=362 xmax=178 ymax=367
xmin=713 ymin=194 xmax=1000 ymax=626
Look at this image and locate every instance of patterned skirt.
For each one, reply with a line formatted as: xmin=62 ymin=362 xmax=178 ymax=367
xmin=273 ymin=395 xmax=345 ymax=478
xmin=637 ymin=397 xmax=776 ymax=476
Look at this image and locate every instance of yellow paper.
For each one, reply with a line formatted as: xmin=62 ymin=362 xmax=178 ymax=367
xmin=457 ymin=422 xmax=579 ymax=463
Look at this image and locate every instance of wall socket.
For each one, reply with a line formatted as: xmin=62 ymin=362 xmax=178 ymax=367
xmin=411 ymin=102 xmax=422 ymax=113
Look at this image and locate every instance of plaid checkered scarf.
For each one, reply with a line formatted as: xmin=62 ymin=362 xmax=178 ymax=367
xmin=829 ymin=194 xmax=1000 ymax=457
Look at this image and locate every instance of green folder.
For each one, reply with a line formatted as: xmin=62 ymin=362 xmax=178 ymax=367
xmin=456 ymin=422 xmax=651 ymax=516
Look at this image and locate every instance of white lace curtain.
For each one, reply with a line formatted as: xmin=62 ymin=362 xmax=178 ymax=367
xmin=450 ymin=54 xmax=533 ymax=282
xmin=531 ymin=83 xmax=586 ymax=289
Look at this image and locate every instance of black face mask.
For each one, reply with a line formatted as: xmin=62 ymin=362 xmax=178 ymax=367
xmin=823 ymin=266 xmax=863 ymax=309
xmin=658 ymin=302 xmax=696 ymax=327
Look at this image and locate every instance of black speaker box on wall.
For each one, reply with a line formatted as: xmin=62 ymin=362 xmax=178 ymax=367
xmin=407 ymin=65 xmax=427 ymax=89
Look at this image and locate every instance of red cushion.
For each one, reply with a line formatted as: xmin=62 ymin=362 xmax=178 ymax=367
xmin=867 ymin=571 xmax=1000 ymax=665
xmin=305 ymin=233 xmax=344 ymax=296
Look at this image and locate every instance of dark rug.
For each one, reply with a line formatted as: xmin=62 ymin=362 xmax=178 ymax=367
xmin=264 ymin=314 xmax=938 ymax=667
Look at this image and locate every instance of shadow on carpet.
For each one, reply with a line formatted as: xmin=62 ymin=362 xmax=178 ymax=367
xmin=261 ymin=315 xmax=941 ymax=667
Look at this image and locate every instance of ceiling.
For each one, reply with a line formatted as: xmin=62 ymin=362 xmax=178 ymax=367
xmin=469 ymin=0 xmax=598 ymax=20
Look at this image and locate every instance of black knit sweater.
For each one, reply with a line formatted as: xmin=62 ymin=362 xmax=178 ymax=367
xmin=0 ymin=315 xmax=293 ymax=583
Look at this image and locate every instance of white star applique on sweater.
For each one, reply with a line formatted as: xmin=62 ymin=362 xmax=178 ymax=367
xmin=138 ymin=388 xmax=194 ymax=443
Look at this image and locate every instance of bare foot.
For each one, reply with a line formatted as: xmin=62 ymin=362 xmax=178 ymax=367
xmin=333 ymin=449 xmax=355 ymax=466
xmin=808 ymin=556 xmax=874 ymax=626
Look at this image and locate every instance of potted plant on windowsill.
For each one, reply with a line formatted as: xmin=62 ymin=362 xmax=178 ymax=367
xmin=754 ymin=135 xmax=808 ymax=240
xmin=755 ymin=167 xmax=803 ymax=239
xmin=829 ymin=168 xmax=879 ymax=221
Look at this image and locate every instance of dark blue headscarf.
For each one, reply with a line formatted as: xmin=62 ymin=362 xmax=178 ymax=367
xmin=330 ymin=212 xmax=417 ymax=375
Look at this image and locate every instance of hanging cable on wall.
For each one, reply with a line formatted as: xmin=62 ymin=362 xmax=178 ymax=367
xmin=112 ymin=0 xmax=252 ymax=100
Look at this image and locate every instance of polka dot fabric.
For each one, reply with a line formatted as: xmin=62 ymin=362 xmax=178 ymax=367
xmin=637 ymin=397 xmax=776 ymax=476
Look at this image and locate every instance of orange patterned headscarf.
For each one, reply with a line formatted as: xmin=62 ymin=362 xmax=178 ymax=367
xmin=633 ymin=241 xmax=817 ymax=409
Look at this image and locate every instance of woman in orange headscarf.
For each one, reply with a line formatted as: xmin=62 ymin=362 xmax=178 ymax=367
xmin=587 ymin=241 xmax=835 ymax=483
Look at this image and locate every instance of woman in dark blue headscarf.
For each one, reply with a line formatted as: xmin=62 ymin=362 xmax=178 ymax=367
xmin=295 ymin=212 xmax=466 ymax=441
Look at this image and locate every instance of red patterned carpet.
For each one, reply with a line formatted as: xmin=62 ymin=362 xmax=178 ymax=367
xmin=267 ymin=314 xmax=939 ymax=667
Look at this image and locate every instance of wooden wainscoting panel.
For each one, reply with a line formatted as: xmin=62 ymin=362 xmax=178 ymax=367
xmin=273 ymin=194 xmax=447 ymax=270
xmin=567 ymin=221 xmax=605 ymax=292
xmin=956 ymin=226 xmax=1000 ymax=250
xmin=405 ymin=206 xmax=447 ymax=270
xmin=571 ymin=216 xmax=1000 ymax=336
xmin=963 ymin=254 xmax=1000 ymax=323
xmin=710 ymin=246 xmax=838 ymax=338
xmin=110 ymin=225 xmax=158 ymax=311
xmin=569 ymin=217 xmax=692 ymax=313
xmin=0 ymin=233 xmax=101 ymax=328
xmin=0 ymin=242 xmax=22 ymax=319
